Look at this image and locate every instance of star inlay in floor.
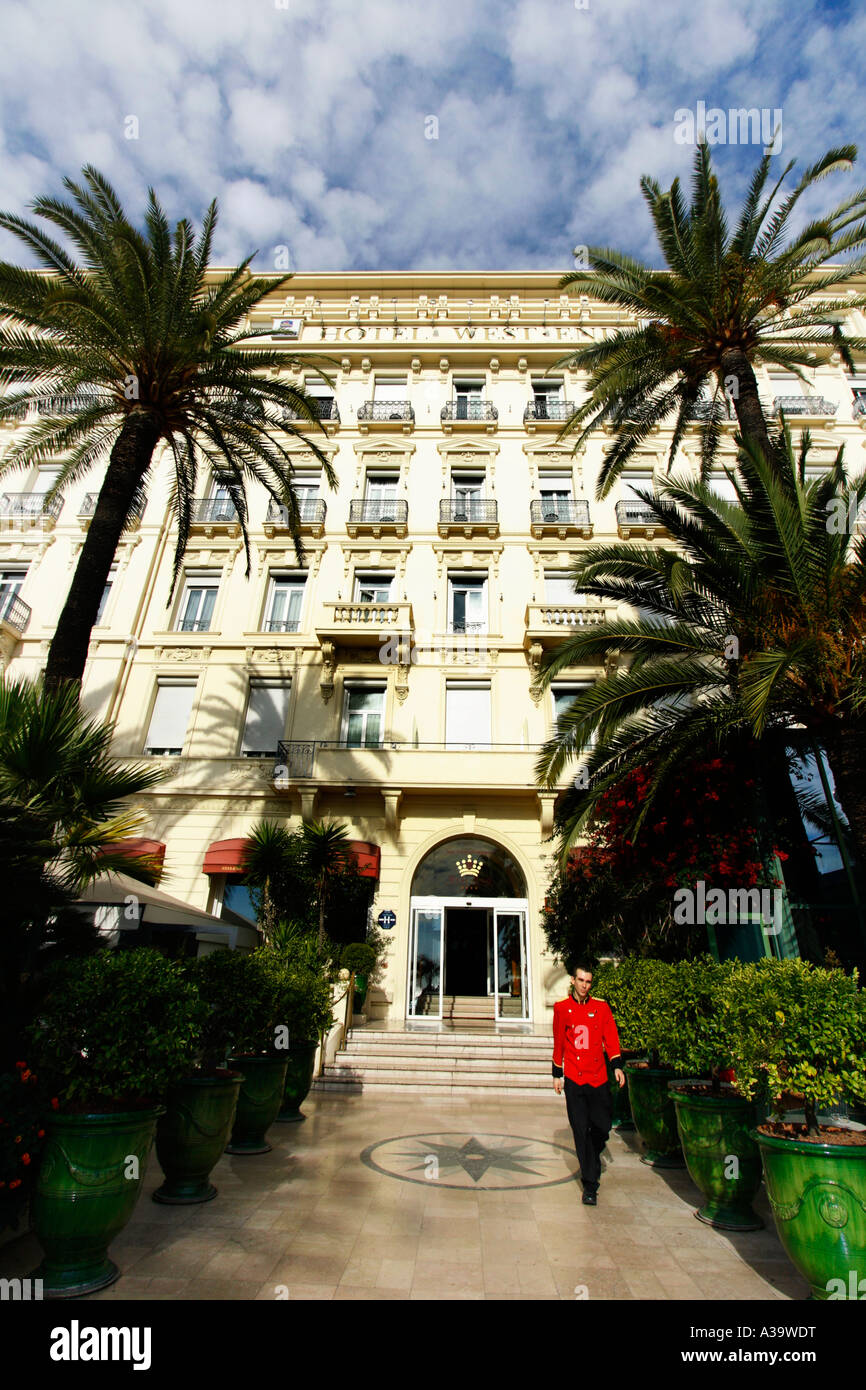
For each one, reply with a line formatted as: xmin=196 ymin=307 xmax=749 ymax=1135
xmin=360 ymin=1131 xmax=581 ymax=1189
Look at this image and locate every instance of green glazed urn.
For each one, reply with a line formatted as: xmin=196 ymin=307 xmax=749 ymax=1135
xmin=275 ymin=1043 xmax=318 ymax=1123
xmin=670 ymin=1084 xmax=763 ymax=1230
xmin=624 ymin=1062 xmax=685 ymax=1167
xmin=225 ymin=1055 xmax=289 ymax=1154
xmin=609 ymin=1054 xmax=637 ymax=1131
xmin=754 ymin=1127 xmax=866 ymax=1300
xmin=31 ymin=1107 xmax=162 ymax=1297
xmin=353 ymin=974 xmax=368 ymax=1011
xmin=153 ymin=1071 xmax=243 ymax=1203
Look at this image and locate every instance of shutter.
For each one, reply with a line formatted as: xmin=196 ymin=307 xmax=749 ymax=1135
xmin=446 ymin=685 xmax=491 ymax=747
xmin=145 ymin=684 xmax=196 ymax=753
xmin=242 ymin=683 xmax=291 ymax=754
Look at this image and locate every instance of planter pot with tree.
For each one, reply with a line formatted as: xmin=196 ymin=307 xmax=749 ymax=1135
xmin=730 ymin=958 xmax=866 ymax=1299
xmin=341 ymin=942 xmax=377 ymax=1015
xmin=274 ymin=933 xmax=336 ymax=1123
xmin=27 ymin=949 xmax=202 ymax=1297
xmin=663 ymin=957 xmax=764 ymax=1230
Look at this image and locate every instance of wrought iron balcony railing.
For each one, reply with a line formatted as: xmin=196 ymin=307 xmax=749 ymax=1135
xmin=348 ymin=499 xmax=409 ymax=526
xmin=263 ymin=617 xmax=301 ymax=633
xmin=32 ymin=393 xmax=104 ymax=416
xmin=853 ymin=395 xmax=866 ymax=419
xmin=176 ymin=616 xmax=214 ymax=633
xmin=524 ymin=400 xmax=577 ymax=423
xmin=615 ymin=500 xmax=662 ymax=527
xmin=192 ymin=497 xmax=238 ymax=523
xmin=357 ymin=400 xmax=414 ymax=423
xmin=690 ymin=399 xmax=735 ymax=421
xmin=439 ymin=499 xmax=498 ymax=525
xmin=265 ymin=497 xmax=327 ymax=527
xmin=441 ymin=400 xmax=498 ymax=422
xmin=0 ymin=592 xmax=31 ymax=633
xmin=275 ymin=739 xmax=547 ymax=780
xmin=0 ymin=492 xmax=64 ymax=522
xmin=282 ymin=398 xmax=339 ymax=422
xmin=773 ymin=395 xmax=838 ymax=417
xmin=530 ymin=499 xmax=591 ymax=526
xmin=79 ymin=492 xmax=145 ymax=522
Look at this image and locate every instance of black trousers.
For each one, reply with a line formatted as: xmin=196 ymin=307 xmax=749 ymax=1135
xmin=564 ymin=1077 xmax=613 ymax=1192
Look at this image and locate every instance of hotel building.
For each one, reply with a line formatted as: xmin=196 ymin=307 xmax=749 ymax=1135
xmin=2 ymin=271 xmax=865 ymax=1047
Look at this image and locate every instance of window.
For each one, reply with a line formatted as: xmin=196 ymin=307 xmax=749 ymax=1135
xmin=354 ymin=572 xmax=394 ymax=604
xmin=622 ymin=473 xmax=653 ymax=502
xmin=0 ymin=568 xmax=27 ymax=621
xmin=176 ymin=573 xmax=220 ymax=633
xmin=446 ymin=682 xmax=491 ymax=749
xmin=292 ymin=473 xmax=321 ymax=522
xmin=552 ymin=683 xmax=592 ymax=723
xmin=342 ymin=684 xmax=385 ymax=748
xmin=453 ymin=378 xmax=484 ymax=420
xmin=206 ymin=481 xmax=236 ymax=521
xmin=532 ymin=379 xmax=564 ymax=417
xmin=144 ymin=682 xmax=196 ymax=755
xmin=707 ymin=476 xmax=739 ymax=503
xmin=241 ymin=681 xmax=292 ymax=756
xmin=448 ymin=574 xmax=487 ymax=634
xmin=544 ymin=572 xmax=582 ymax=607
xmin=450 ymin=475 xmax=485 ymax=520
xmin=539 ymin=473 xmax=574 ymax=519
xmin=96 ymin=565 xmax=117 ymax=625
xmin=31 ymin=466 xmax=62 ymax=495
xmin=264 ymin=574 xmax=305 ymax=632
xmin=364 ymin=475 xmax=399 ymax=521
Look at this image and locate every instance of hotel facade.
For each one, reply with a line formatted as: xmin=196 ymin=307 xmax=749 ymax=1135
xmin=2 ymin=271 xmax=865 ymax=1034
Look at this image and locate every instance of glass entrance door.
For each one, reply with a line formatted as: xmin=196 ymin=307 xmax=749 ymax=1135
xmin=407 ymin=906 xmax=443 ymax=1019
xmin=492 ymin=908 xmax=529 ymax=1020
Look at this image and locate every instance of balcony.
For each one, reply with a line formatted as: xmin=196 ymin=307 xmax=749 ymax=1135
xmin=316 ymin=599 xmax=414 ymax=649
xmin=347 ymin=499 xmax=409 ymax=538
xmin=525 ymin=602 xmax=617 ymax=650
xmin=281 ymin=398 xmax=340 ymax=436
xmin=524 ymin=400 xmax=577 ymax=431
xmin=689 ymin=399 xmax=735 ymax=422
xmin=275 ymin=738 xmax=571 ymax=792
xmin=0 ymin=591 xmax=31 ymax=635
xmin=263 ymin=497 xmax=327 ymax=539
xmin=529 ymin=498 xmax=592 ymax=538
xmin=357 ymin=400 xmax=414 ymax=434
xmin=0 ymin=493 xmax=64 ymax=530
xmin=615 ymin=500 xmax=669 ymax=539
xmin=853 ymin=396 xmax=866 ymax=426
xmin=441 ymin=400 xmax=498 ymax=433
xmin=79 ymin=492 xmax=144 ymax=531
xmin=189 ymin=496 xmax=241 ymax=537
xmin=438 ymin=498 xmax=499 ymax=538
xmin=31 ymin=392 xmax=103 ymax=417
xmin=773 ymin=395 xmax=838 ymax=423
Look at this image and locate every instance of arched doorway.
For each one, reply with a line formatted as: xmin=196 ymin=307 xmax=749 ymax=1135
xmin=407 ymin=836 xmax=530 ymax=1024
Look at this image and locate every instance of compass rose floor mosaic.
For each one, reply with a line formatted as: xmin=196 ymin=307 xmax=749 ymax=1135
xmin=0 ymin=1093 xmax=811 ymax=1301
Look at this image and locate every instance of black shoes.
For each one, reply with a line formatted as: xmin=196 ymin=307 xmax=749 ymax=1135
xmin=581 ymin=1189 xmax=597 ymax=1206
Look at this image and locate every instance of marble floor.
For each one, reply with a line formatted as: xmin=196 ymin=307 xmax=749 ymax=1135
xmin=0 ymin=1091 xmax=809 ymax=1301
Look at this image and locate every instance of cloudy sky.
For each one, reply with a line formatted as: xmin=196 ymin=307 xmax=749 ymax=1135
xmin=0 ymin=0 xmax=863 ymax=273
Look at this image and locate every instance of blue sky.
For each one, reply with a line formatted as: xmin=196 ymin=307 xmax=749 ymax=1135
xmin=0 ymin=0 xmax=863 ymax=272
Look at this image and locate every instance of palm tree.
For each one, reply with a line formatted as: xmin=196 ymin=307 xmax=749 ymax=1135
xmin=533 ymin=429 xmax=866 ymax=887
xmin=556 ymin=142 xmax=866 ymax=496
xmin=0 ymin=675 xmax=167 ymax=1065
xmin=241 ymin=820 xmax=313 ymax=946
xmin=0 ymin=167 xmax=337 ymax=692
xmin=301 ymin=820 xmax=352 ymax=947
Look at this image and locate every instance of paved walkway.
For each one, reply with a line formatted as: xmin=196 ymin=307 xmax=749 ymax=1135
xmin=1 ymin=1092 xmax=808 ymax=1301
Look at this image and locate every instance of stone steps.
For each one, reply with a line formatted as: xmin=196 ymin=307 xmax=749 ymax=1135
xmin=314 ymin=1022 xmax=555 ymax=1095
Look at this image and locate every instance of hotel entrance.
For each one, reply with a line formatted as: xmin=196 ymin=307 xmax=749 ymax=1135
xmin=406 ymin=837 xmax=530 ymax=1024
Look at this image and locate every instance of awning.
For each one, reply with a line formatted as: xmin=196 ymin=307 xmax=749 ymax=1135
xmin=76 ymin=870 xmax=230 ymax=931
xmin=202 ymin=836 xmax=380 ymax=879
xmin=96 ymin=837 xmax=166 ymax=873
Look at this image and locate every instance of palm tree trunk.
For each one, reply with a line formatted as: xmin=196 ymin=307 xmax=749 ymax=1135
xmin=44 ymin=410 xmax=160 ymax=693
xmin=719 ymin=348 xmax=773 ymax=460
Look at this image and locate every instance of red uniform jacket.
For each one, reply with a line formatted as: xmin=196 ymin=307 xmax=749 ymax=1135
xmin=552 ymin=994 xmax=622 ymax=1087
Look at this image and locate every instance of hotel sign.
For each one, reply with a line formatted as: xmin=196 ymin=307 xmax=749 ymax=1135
xmin=267 ymin=324 xmax=590 ymax=345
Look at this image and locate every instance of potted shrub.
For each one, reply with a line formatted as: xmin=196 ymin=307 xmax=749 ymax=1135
xmin=341 ymin=942 xmax=377 ymax=1014
xmin=194 ymin=949 xmax=292 ymax=1155
xmin=274 ymin=941 xmax=335 ymax=1123
xmin=663 ymin=957 xmax=764 ymax=1230
xmin=152 ymin=962 xmax=243 ymax=1206
xmin=729 ymin=958 xmax=866 ymax=1300
xmin=593 ymin=960 xmax=640 ymax=1131
xmin=600 ymin=959 xmax=686 ymax=1166
xmin=26 ymin=948 xmax=201 ymax=1296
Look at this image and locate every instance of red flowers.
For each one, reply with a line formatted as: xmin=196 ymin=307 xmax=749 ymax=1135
xmin=50 ymin=1098 xmax=59 ymax=1111
xmin=20 ymin=1154 xmax=30 ymax=1166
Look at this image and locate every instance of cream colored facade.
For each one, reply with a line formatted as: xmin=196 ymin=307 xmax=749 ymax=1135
xmin=2 ymin=270 xmax=866 ymax=1028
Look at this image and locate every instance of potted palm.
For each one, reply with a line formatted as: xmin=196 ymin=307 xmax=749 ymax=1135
xmin=272 ymin=930 xmax=335 ymax=1123
xmin=341 ymin=942 xmax=377 ymax=1014
xmin=194 ymin=949 xmax=293 ymax=1155
xmin=730 ymin=958 xmax=866 ymax=1299
xmin=664 ymin=958 xmax=764 ymax=1230
xmin=26 ymin=948 xmax=202 ymax=1296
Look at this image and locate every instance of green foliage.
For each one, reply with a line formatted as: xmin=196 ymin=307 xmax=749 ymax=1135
xmin=28 ymin=948 xmax=205 ymax=1109
xmin=194 ymin=946 xmax=333 ymax=1057
xmin=592 ymin=958 xmax=672 ymax=1060
xmin=657 ymin=957 xmax=738 ymax=1085
xmin=0 ymin=1062 xmax=52 ymax=1232
xmin=725 ymin=958 xmax=866 ymax=1133
xmin=243 ymin=818 xmax=374 ymax=952
xmin=341 ymin=942 xmax=376 ymax=977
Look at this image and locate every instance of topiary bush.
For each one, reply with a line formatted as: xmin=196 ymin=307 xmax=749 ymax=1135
xmin=28 ymin=948 xmax=205 ymax=1109
xmin=195 ymin=947 xmax=334 ymax=1058
xmin=593 ymin=958 xmax=677 ymax=1065
xmin=341 ymin=943 xmax=376 ymax=978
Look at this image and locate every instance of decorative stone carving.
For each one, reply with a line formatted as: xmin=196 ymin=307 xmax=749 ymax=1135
xmin=320 ymin=641 xmax=337 ymax=702
xmin=527 ymin=641 xmax=544 ymax=703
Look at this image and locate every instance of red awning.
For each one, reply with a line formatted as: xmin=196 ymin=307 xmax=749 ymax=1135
xmin=202 ymin=836 xmax=380 ymax=879
xmin=202 ymin=838 xmax=250 ymax=875
xmin=97 ymin=838 xmax=166 ymax=873
xmin=349 ymin=841 xmax=380 ymax=879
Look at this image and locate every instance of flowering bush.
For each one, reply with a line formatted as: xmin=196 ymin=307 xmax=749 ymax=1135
xmin=0 ymin=1062 xmax=53 ymax=1232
